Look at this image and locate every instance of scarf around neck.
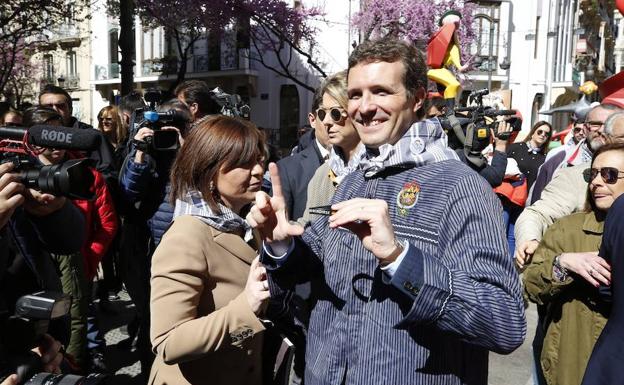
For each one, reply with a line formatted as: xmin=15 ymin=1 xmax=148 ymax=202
xmin=173 ymin=190 xmax=253 ymax=241
xmin=328 ymin=143 xmax=366 ymax=185
xmin=358 ymin=118 xmax=459 ymax=178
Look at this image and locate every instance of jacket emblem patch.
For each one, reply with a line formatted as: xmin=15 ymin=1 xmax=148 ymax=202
xmin=397 ymin=181 xmax=420 ymax=216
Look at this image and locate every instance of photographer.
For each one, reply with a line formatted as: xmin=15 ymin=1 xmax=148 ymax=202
xmin=118 ymin=98 xmax=191 ymax=378
xmin=0 ymin=159 xmax=86 ymax=378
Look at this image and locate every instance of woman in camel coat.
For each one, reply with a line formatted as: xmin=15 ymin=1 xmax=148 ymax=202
xmin=149 ymin=115 xmax=270 ymax=385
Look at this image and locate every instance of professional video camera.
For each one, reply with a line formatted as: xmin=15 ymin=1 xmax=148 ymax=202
xmin=440 ymin=89 xmax=522 ymax=167
xmin=0 ymin=125 xmax=100 ymax=200
xmin=209 ymin=87 xmax=250 ymax=119
xmin=0 ymin=292 xmax=109 ymax=385
xmin=132 ymin=89 xmax=188 ymax=153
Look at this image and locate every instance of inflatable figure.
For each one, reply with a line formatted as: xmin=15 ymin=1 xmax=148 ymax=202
xmin=427 ymin=10 xmax=468 ymax=110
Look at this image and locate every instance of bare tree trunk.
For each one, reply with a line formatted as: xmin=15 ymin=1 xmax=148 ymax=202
xmin=119 ymin=0 xmax=135 ymax=96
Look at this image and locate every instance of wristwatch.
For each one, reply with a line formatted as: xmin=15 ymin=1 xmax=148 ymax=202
xmin=552 ymin=255 xmax=569 ymax=282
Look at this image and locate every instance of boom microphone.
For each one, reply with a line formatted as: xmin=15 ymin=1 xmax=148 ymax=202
xmin=0 ymin=125 xmax=102 ymax=151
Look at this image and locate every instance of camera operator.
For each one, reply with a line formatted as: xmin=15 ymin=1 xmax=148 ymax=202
xmin=454 ymin=118 xmax=514 ymax=187
xmin=174 ymin=80 xmax=221 ymax=123
xmin=118 ymin=98 xmax=191 ymax=379
xmin=0 ymin=160 xmax=86 ymax=379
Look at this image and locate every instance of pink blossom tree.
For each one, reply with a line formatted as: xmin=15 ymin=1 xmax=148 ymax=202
xmin=129 ymin=0 xmax=324 ymax=92
xmin=352 ymin=0 xmax=477 ymax=61
xmin=0 ymin=0 xmax=88 ymax=99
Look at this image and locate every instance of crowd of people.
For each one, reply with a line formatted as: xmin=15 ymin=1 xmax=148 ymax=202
xmin=0 ymin=37 xmax=622 ymax=385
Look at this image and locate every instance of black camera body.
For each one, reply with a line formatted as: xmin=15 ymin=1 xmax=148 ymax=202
xmin=0 ymin=292 xmax=108 ymax=385
xmin=209 ymin=87 xmax=250 ymax=119
xmin=134 ymin=110 xmax=187 ymax=153
xmin=0 ymin=125 xmax=97 ymax=200
xmin=131 ymin=89 xmax=187 ymax=153
xmin=440 ymin=89 xmax=521 ymax=167
xmin=0 ymin=155 xmax=95 ymax=200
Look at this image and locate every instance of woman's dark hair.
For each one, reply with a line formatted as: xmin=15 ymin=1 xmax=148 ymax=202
xmin=169 ymin=115 xmax=266 ymax=212
xmin=523 ymin=120 xmax=553 ymax=154
xmin=22 ymin=106 xmax=63 ymax=127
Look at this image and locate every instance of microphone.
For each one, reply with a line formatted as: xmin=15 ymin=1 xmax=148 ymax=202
xmin=0 ymin=125 xmax=102 ymax=151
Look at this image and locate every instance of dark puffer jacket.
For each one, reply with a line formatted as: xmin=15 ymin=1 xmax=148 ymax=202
xmin=119 ymin=147 xmax=175 ymax=246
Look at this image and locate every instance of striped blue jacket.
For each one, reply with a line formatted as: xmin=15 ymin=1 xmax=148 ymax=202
xmin=262 ymin=159 xmax=526 ymax=385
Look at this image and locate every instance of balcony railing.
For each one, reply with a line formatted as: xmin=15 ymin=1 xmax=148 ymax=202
xmin=191 ymin=49 xmax=253 ymax=73
xmin=65 ymin=75 xmax=80 ymax=89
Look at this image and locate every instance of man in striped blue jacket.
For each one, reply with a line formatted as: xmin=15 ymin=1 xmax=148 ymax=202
xmin=248 ymin=37 xmax=526 ymax=385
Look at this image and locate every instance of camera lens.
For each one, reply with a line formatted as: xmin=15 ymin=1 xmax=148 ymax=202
xmin=19 ymin=158 xmax=95 ymax=200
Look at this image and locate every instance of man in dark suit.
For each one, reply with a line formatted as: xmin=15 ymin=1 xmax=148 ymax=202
xmin=276 ymin=85 xmax=330 ymax=220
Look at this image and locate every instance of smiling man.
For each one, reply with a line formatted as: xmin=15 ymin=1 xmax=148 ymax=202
xmin=249 ymin=38 xmax=525 ymax=385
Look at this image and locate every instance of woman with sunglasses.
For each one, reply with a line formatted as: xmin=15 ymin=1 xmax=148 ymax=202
xmin=97 ymin=106 xmax=127 ymax=169
xmin=299 ymin=70 xmax=364 ymax=225
xmin=499 ymin=121 xmax=553 ymax=257
xmin=523 ymin=142 xmax=624 ymax=385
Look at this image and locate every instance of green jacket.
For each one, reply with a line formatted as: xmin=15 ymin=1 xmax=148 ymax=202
xmin=524 ymin=211 xmax=609 ymax=385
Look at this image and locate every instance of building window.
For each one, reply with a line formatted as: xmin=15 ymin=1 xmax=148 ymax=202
xmin=279 ymin=85 xmax=300 ymax=150
xmin=471 ymin=4 xmax=500 ymax=62
xmin=66 ymin=51 xmax=77 ymax=76
xmin=143 ymin=29 xmax=153 ymax=60
xmin=208 ymin=33 xmax=221 ymax=71
xmin=109 ymin=29 xmax=119 ymax=64
xmin=43 ymin=54 xmax=54 ymax=82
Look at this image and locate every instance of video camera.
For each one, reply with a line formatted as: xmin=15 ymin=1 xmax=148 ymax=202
xmin=0 ymin=125 xmax=99 ymax=200
xmin=209 ymin=87 xmax=250 ymax=119
xmin=132 ymin=89 xmax=188 ymax=153
xmin=0 ymin=292 xmax=108 ymax=385
xmin=439 ymin=89 xmax=522 ymax=167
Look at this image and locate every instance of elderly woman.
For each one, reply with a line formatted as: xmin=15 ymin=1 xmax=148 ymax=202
xmin=149 ymin=115 xmax=270 ymax=385
xmin=300 ymin=70 xmax=363 ymax=225
xmin=523 ymin=142 xmax=624 ymax=385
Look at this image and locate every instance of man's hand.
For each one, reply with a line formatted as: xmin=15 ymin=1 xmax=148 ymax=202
xmin=514 ymin=239 xmax=540 ymax=270
xmin=559 ymin=251 xmax=611 ymax=287
xmin=22 ymin=189 xmax=66 ymax=217
xmin=246 ymin=163 xmax=304 ymax=244
xmin=32 ymin=334 xmax=63 ymax=374
xmin=161 ymin=126 xmax=185 ymax=146
xmin=0 ymin=162 xmax=26 ymax=229
xmin=133 ymin=127 xmax=154 ymax=164
xmin=329 ymin=198 xmax=401 ymax=265
xmin=493 ymin=120 xmax=512 ymax=152
xmin=1 ymin=375 xmax=18 ymax=385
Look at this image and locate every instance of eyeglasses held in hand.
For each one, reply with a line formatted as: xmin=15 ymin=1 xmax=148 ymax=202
xmin=583 ymin=167 xmax=624 ymax=184
xmin=317 ymin=108 xmax=347 ymax=123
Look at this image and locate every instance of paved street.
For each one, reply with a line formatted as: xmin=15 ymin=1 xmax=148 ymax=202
xmin=99 ymin=290 xmax=538 ymax=385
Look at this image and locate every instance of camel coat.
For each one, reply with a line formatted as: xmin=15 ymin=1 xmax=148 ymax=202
xmin=149 ymin=215 xmax=265 ymax=385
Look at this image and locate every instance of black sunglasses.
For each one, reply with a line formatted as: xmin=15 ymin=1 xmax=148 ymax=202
xmin=583 ymin=167 xmax=624 ymax=184
xmin=536 ymin=129 xmax=551 ymax=137
xmin=316 ymin=108 xmax=346 ymax=122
